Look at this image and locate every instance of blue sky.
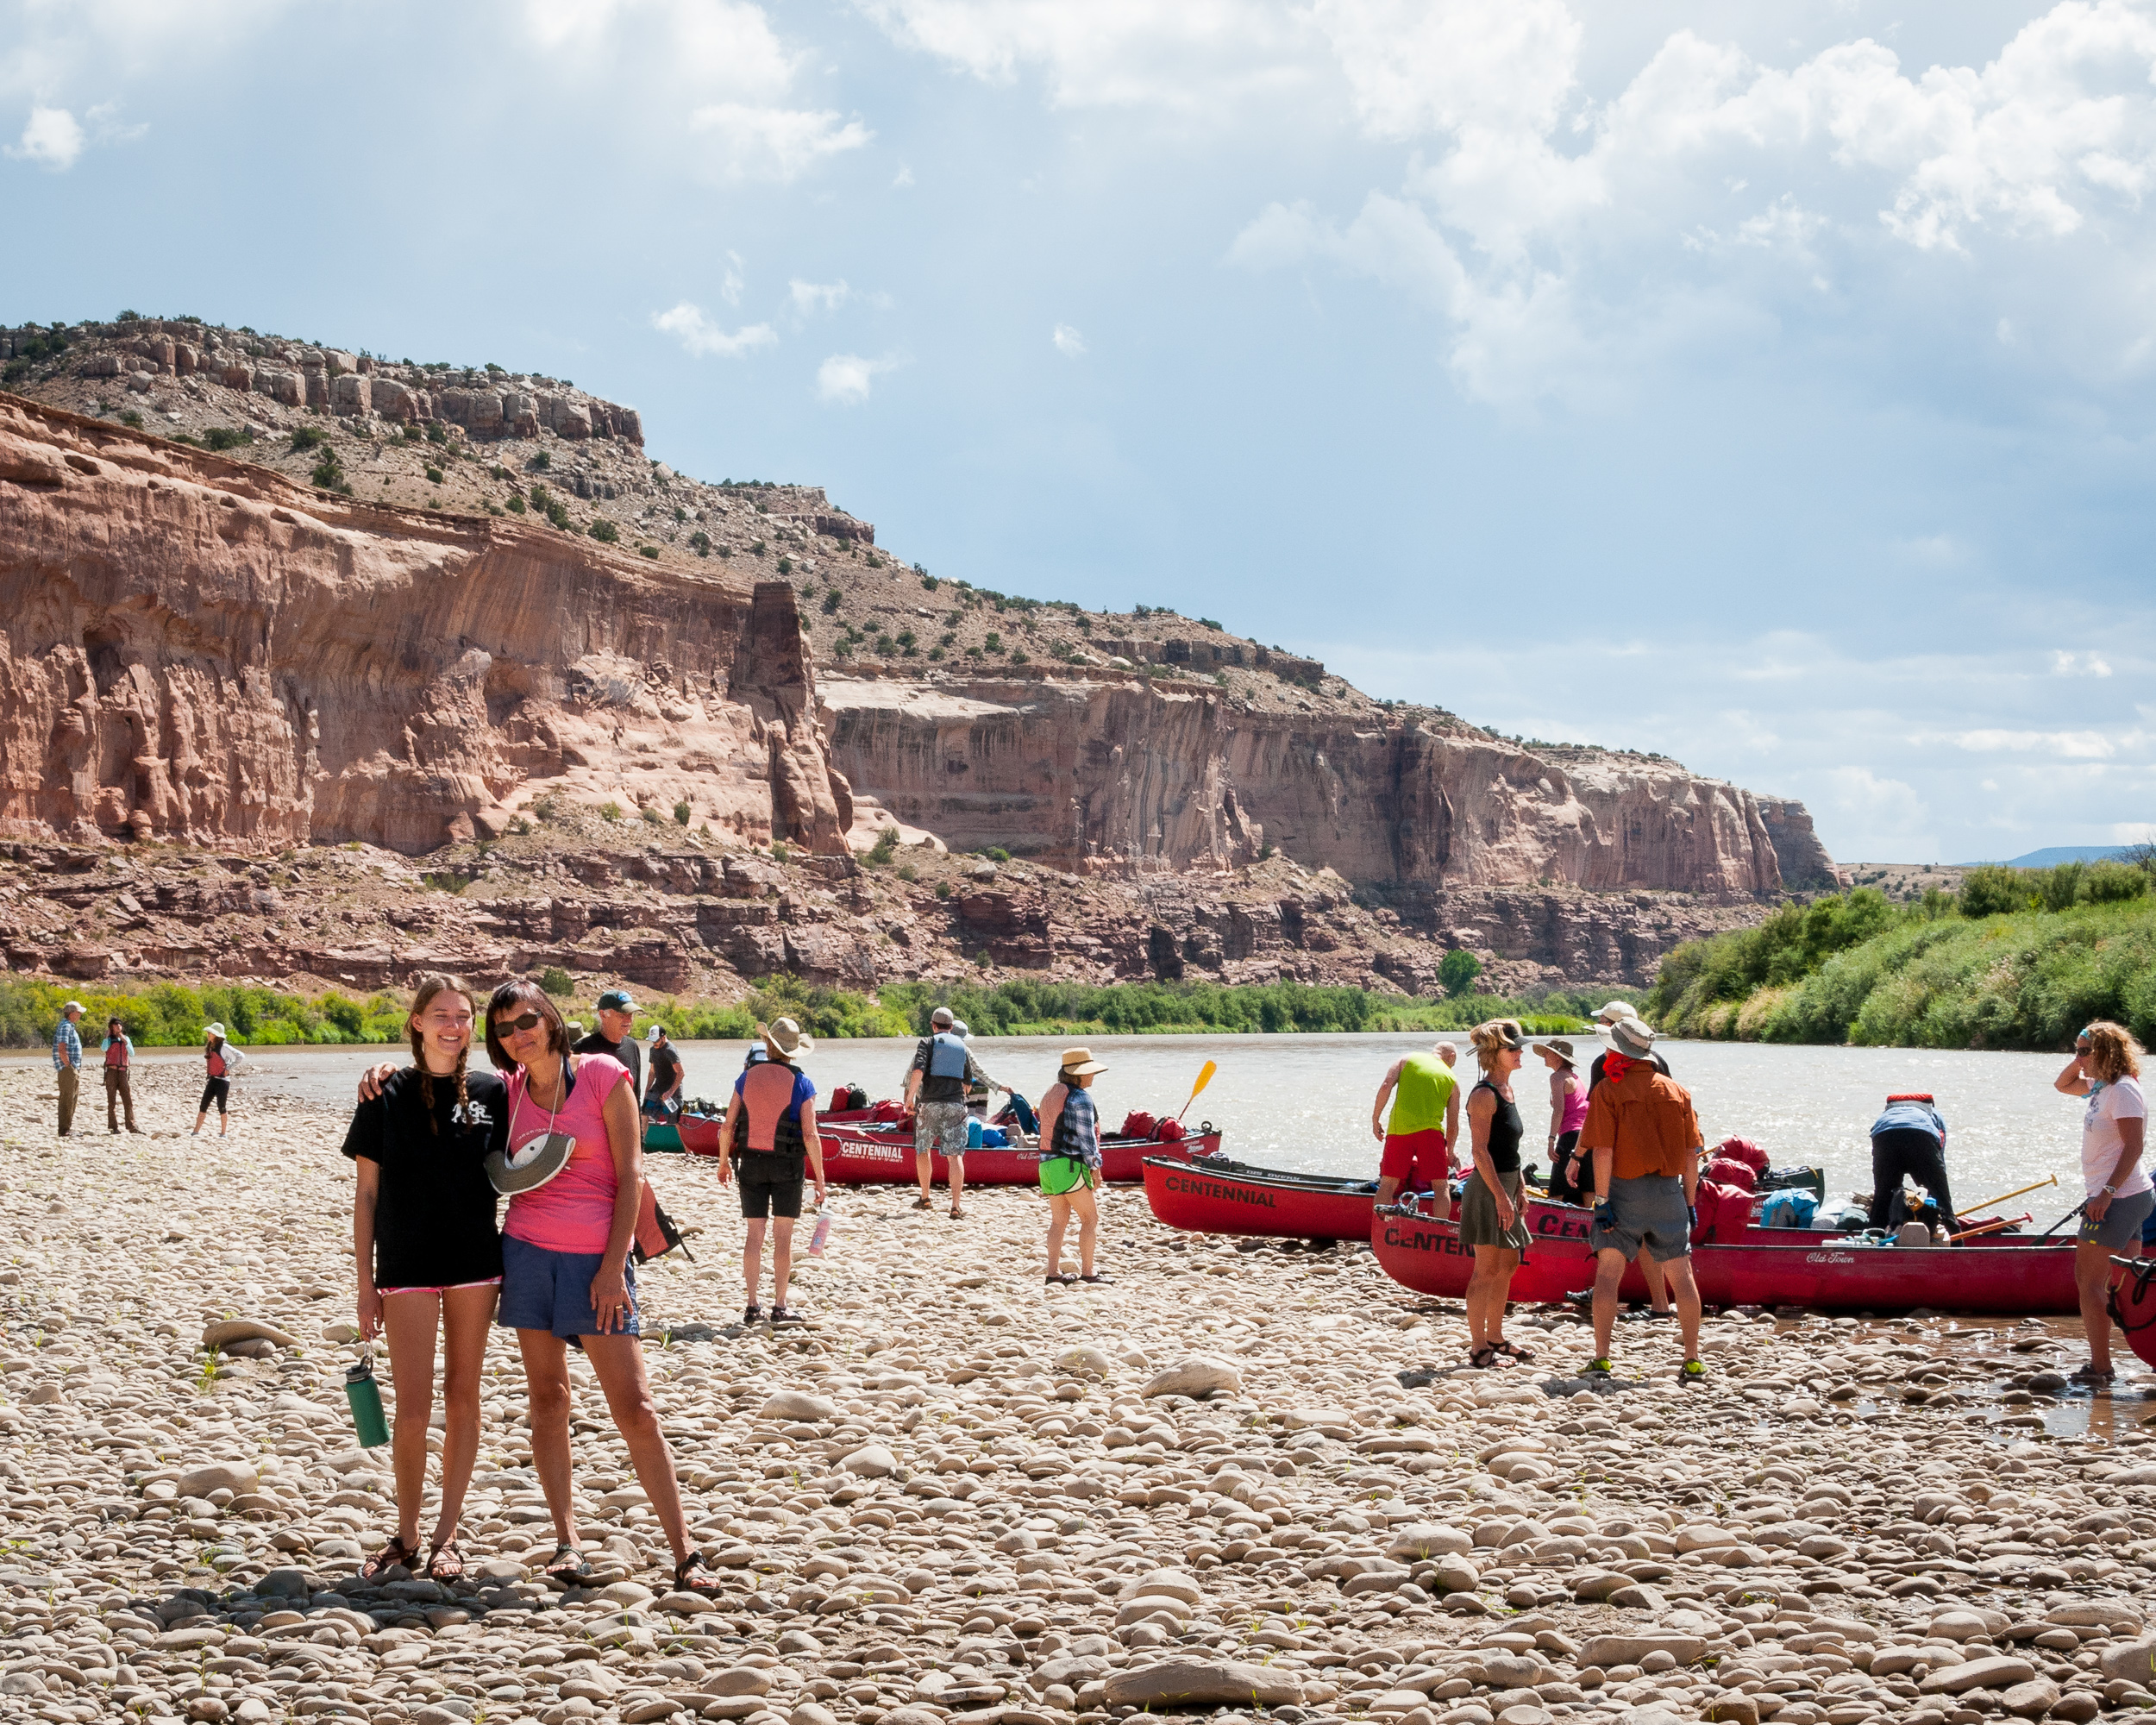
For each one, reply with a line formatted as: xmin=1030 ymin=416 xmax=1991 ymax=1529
xmin=5 ymin=0 xmax=2153 ymax=865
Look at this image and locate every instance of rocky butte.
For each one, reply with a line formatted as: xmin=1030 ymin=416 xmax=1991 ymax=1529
xmin=0 ymin=317 xmax=1840 ymax=1000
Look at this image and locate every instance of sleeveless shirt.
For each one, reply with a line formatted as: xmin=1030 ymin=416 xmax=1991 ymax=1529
xmin=1474 ymin=1079 xmax=1523 ymax=1174
xmin=1388 ymin=1052 xmax=1457 ymax=1137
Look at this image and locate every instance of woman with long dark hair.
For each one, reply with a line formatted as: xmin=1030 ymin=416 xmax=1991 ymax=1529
xmin=1461 ymin=1019 xmax=1533 ymax=1369
xmin=345 ymin=974 xmax=505 ymax=1581
xmin=482 ymin=979 xmax=721 ymax=1595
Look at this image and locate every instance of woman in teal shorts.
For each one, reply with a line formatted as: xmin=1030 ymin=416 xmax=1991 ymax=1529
xmin=1037 ymin=1046 xmax=1111 ymax=1286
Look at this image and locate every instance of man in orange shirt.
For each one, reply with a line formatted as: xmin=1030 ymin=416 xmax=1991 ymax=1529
xmin=1578 ymin=1016 xmax=1706 ymax=1381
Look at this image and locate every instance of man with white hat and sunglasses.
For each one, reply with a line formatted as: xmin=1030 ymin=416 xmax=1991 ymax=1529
xmin=1578 ymin=1014 xmax=1707 ymax=1383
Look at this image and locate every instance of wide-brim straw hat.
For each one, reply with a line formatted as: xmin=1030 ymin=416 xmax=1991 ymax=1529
xmin=1533 ymin=1039 xmax=1576 ymax=1066
xmin=767 ymin=1016 xmax=813 ymax=1056
xmin=1059 ymin=1045 xmax=1107 ymax=1076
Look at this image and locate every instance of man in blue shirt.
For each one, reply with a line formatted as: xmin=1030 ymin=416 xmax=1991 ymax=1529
xmin=1867 ymin=1094 xmax=1956 ymax=1233
xmin=52 ymin=1001 xmax=84 ymax=1138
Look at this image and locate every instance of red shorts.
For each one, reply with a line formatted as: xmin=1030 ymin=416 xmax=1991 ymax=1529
xmin=1381 ymin=1128 xmax=1449 ymax=1189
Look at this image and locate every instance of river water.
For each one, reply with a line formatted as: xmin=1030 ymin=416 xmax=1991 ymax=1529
xmin=60 ymin=1032 xmax=2090 ymax=1226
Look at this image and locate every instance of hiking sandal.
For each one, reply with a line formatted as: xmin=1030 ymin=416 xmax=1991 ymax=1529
xmin=1045 ymin=1271 xmax=1076 ymax=1286
xmin=1081 ymin=1271 xmax=1112 ymax=1284
xmin=359 ymin=1534 xmax=418 ymax=1581
xmin=1469 ymin=1344 xmax=1501 ymax=1370
xmin=675 ymin=1550 xmax=724 ymax=1594
xmin=1493 ymin=1339 xmax=1536 ymax=1364
xmin=949 ymin=1205 xmax=965 ymax=1219
xmin=2071 ymin=1364 xmax=2117 ymax=1388
xmin=912 ymin=1195 xmax=932 ymax=1210
xmin=543 ymin=1544 xmax=593 ymax=1585
xmin=425 ymin=1540 xmax=466 ymax=1581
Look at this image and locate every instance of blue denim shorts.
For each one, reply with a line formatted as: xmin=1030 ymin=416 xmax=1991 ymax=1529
xmin=498 ymin=1234 xmax=639 ymax=1339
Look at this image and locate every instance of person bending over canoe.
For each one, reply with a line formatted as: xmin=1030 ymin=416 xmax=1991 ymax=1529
xmin=1582 ymin=1016 xmax=1707 ymax=1383
xmin=1865 ymin=1093 xmax=1957 ymax=1236
xmin=1370 ymin=1041 xmax=1460 ymax=1218
xmin=2056 ymin=1020 xmax=2151 ymax=1389
xmin=1461 ymin=1021 xmax=1533 ymax=1369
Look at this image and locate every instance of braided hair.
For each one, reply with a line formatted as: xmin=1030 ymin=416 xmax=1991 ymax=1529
xmin=407 ymin=972 xmax=477 ymax=1132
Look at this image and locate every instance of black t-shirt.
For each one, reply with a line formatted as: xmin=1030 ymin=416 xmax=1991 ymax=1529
xmin=575 ymin=1031 xmax=642 ymax=1100
xmin=1588 ymin=1049 xmax=1670 ymax=1094
xmin=341 ymin=1068 xmax=508 ymax=1289
xmin=647 ymin=1044 xmax=683 ymax=1100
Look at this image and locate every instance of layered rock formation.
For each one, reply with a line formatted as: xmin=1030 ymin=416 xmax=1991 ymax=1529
xmin=5 ymin=317 xmax=643 ymax=441
xmin=823 ymin=674 xmax=1788 ymax=898
xmin=0 ymin=330 xmax=1839 ymax=1000
xmin=0 ymin=394 xmax=847 ymax=856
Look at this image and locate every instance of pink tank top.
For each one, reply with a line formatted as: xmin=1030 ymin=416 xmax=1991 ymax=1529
xmin=1560 ymin=1076 xmax=1589 ymax=1134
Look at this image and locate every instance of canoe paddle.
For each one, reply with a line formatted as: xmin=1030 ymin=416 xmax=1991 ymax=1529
xmin=1170 ymin=1060 xmax=1218 ymax=1123
xmin=1959 ymin=1173 xmax=2058 ymax=1214
xmin=2034 ymin=1200 xmax=2090 ymax=1242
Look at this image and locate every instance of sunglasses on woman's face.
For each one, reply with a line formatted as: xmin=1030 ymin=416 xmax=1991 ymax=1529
xmin=493 ymin=1011 xmax=546 ymax=1037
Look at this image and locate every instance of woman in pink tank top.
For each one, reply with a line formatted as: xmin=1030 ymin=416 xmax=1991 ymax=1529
xmin=481 ymin=980 xmax=723 ymax=1601
xmin=1538 ymin=1038 xmax=1591 ymax=1205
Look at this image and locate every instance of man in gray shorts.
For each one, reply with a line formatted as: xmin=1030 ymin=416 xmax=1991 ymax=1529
xmin=1578 ymin=1017 xmax=1708 ymax=1381
xmin=904 ymin=1007 xmax=1007 ymax=1219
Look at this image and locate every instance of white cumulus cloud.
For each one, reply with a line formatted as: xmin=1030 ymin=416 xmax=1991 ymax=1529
xmin=8 ymin=104 xmax=84 ymax=169
xmin=2052 ymin=650 xmax=2113 ymax=677
xmin=1051 ymin=322 xmax=1086 ymax=356
xmin=689 ymin=103 xmax=871 ymax=181
xmin=523 ymin=0 xmax=870 ymax=183
xmin=857 ymin=0 xmax=1310 ymax=117
xmin=790 ymin=279 xmax=852 ymax=316
xmin=817 ymin=351 xmax=904 ymax=404
xmin=651 ymin=302 xmax=778 ymax=359
xmin=1220 ymin=0 xmax=2156 ymax=408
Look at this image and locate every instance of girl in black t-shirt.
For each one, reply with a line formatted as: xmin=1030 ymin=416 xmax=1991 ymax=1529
xmin=343 ymin=973 xmax=507 ymax=1583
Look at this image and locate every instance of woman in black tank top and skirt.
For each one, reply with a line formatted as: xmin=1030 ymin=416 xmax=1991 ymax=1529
xmin=1461 ymin=1019 xmax=1534 ymax=1370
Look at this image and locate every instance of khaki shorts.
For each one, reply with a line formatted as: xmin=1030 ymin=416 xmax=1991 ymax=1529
xmin=1591 ymin=1173 xmax=1692 ymax=1263
xmin=1459 ymin=1169 xmax=1530 ymax=1251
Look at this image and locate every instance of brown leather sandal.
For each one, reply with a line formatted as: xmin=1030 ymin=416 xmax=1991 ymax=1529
xmin=425 ymin=1540 xmax=466 ymax=1581
xmin=674 ymin=1551 xmax=724 ymax=1594
xmin=359 ymin=1534 xmax=418 ymax=1581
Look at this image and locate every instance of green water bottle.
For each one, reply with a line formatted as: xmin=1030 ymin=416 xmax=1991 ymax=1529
xmin=344 ymin=1347 xmax=389 ymax=1448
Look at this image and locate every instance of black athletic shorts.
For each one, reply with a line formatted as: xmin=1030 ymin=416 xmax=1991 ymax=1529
xmin=199 ymin=1077 xmax=230 ymax=1114
xmin=736 ymin=1151 xmax=806 ymax=1220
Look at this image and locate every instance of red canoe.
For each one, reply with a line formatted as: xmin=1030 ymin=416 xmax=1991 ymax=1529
xmin=685 ymin=1116 xmax=1214 ymax=1185
xmin=1372 ymin=1203 xmax=2081 ymax=1314
xmin=1144 ymin=1154 xmax=1393 ymax=1241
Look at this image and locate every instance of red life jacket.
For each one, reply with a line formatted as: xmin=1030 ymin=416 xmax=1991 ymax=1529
xmin=741 ymin=1061 xmax=805 ymax=1155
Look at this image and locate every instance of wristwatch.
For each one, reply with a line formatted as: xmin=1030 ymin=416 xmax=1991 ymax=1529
xmin=2102 ymin=1183 xmax=2118 ymax=1195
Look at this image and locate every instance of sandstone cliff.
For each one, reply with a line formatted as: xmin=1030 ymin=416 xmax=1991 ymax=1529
xmin=0 ymin=394 xmax=849 ymax=857
xmin=0 ymin=311 xmax=1843 ymax=1001
xmin=822 ymin=673 xmax=1789 ymax=897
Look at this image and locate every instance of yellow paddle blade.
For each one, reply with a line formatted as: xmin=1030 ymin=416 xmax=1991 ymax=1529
xmin=1172 ymin=1060 xmax=1219 ymax=1122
